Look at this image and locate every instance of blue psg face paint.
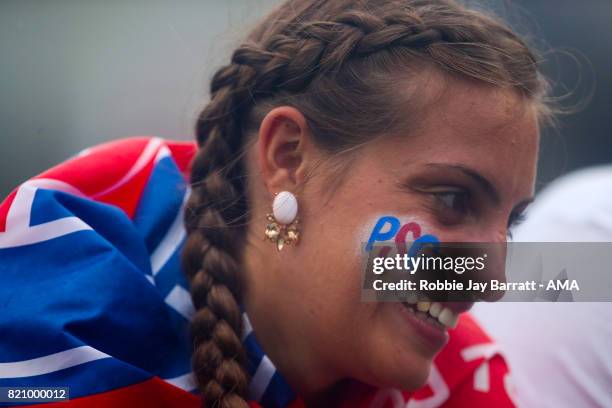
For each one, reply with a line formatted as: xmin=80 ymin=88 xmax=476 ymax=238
xmin=363 ymin=215 xmax=440 ymax=255
xmin=365 ymin=216 xmax=400 ymax=252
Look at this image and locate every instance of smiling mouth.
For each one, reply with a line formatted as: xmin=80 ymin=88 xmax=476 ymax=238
xmin=401 ymin=296 xmax=459 ymax=330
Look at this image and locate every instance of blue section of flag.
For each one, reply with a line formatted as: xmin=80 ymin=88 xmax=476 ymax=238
xmin=244 ymin=327 xmax=296 ymax=408
xmin=28 ymin=188 xmax=79 ymax=227
xmin=133 ymin=155 xmax=186 ymax=254
xmin=154 ymin=249 xmax=189 ymax=297
xmin=0 ymin=357 xmax=152 ymax=401
xmin=261 ymin=372 xmax=296 ymax=408
xmin=0 ymin=155 xmax=194 ymax=400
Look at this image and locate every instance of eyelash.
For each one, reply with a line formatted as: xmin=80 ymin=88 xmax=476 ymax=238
xmin=507 ymin=211 xmax=527 ymax=239
xmin=508 ymin=211 xmax=527 ymax=228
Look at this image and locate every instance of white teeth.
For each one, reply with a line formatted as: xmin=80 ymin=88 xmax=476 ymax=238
xmin=428 ymin=302 xmax=442 ymax=318
xmin=438 ymin=307 xmax=459 ymax=329
xmin=401 ymin=298 xmax=460 ymax=330
xmin=416 ymin=301 xmax=431 ymax=312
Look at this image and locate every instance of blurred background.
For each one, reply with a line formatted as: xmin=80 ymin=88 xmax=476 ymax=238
xmin=0 ymin=0 xmax=610 ymax=197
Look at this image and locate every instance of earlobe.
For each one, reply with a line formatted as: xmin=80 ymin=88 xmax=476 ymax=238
xmin=257 ymin=106 xmax=310 ymax=194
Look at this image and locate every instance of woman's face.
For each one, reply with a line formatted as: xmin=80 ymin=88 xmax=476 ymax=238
xmin=244 ymin=78 xmax=539 ymax=394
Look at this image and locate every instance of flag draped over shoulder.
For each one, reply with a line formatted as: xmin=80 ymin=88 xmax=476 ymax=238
xmin=0 ymin=137 xmax=202 ymax=407
xmin=0 ymin=137 xmax=516 ymax=408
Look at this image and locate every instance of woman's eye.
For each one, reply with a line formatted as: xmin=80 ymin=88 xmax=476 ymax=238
xmin=508 ymin=211 xmax=527 ymax=229
xmin=433 ymin=191 xmax=469 ymax=214
xmin=507 ymin=211 xmax=527 ymax=239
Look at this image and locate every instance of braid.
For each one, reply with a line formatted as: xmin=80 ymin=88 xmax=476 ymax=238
xmin=211 ymin=6 xmax=536 ymax=113
xmin=183 ymin=1 xmax=546 ymax=407
xmin=182 ymin=63 xmax=255 ymax=407
xmin=228 ymin=11 xmax=450 ymax=96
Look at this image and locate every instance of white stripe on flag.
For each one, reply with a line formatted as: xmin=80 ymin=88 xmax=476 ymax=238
xmin=92 ymin=137 xmax=163 ymax=199
xmin=249 ymin=355 xmax=275 ymax=402
xmin=144 ymin=274 xmax=155 ymax=285
xmin=0 ymin=183 xmax=92 ymax=249
xmin=164 ymin=372 xmax=197 ymax=392
xmin=0 ymin=216 xmax=93 ymax=249
xmin=242 ymin=313 xmax=253 ymax=341
xmin=5 ymin=179 xmax=85 ymax=232
xmin=150 ymin=188 xmax=190 ymax=276
xmin=165 ymin=285 xmax=195 ymax=320
xmin=0 ymin=346 xmax=111 ymax=378
xmin=154 ymin=145 xmax=171 ymax=163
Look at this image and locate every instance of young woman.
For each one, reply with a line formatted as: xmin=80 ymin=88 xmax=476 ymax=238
xmin=0 ymin=0 xmax=552 ymax=407
xmin=183 ymin=0 xmax=550 ymax=406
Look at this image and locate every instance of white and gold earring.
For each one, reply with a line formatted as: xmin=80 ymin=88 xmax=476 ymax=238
xmin=264 ymin=191 xmax=300 ymax=251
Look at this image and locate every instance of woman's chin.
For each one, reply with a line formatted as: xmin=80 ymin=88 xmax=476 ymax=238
xmin=353 ymin=303 xmax=447 ymax=391
xmin=393 ymin=352 xmax=432 ymax=390
xmin=356 ymin=339 xmax=434 ymax=393
xmin=366 ymin=358 xmax=432 ymax=392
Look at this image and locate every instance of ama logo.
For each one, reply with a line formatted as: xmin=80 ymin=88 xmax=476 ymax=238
xmin=365 ymin=216 xmax=440 ymax=259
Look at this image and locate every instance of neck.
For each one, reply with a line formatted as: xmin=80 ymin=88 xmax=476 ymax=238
xmin=243 ymin=244 xmax=342 ymax=403
xmin=302 ymin=379 xmax=354 ymax=408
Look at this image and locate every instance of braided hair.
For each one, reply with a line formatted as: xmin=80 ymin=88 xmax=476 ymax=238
xmin=182 ymin=1 xmax=550 ymax=407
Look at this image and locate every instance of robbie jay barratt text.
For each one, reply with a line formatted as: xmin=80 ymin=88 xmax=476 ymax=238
xmin=372 ymin=279 xmax=580 ymax=292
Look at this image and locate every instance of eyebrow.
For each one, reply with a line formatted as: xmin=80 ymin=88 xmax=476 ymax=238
xmin=424 ymin=163 xmax=501 ymax=205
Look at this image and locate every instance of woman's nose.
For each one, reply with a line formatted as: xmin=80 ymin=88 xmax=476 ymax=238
xmin=469 ymin=225 xmax=508 ymax=302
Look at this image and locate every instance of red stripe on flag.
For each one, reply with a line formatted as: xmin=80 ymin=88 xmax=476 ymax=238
xmin=0 ymin=190 xmax=16 ymax=232
xmin=166 ymin=141 xmax=197 ymax=181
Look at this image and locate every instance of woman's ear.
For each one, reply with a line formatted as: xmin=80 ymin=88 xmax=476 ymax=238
xmin=257 ymin=106 xmax=313 ymax=194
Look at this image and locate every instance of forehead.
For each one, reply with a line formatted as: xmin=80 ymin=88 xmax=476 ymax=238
xmin=391 ymin=70 xmax=537 ymax=147
xmin=407 ymin=70 xmax=538 ymax=138
xmin=363 ymin=74 xmax=540 ymax=194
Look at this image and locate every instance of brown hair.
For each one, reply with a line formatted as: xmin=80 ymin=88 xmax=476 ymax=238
xmin=182 ymin=1 xmax=550 ymax=407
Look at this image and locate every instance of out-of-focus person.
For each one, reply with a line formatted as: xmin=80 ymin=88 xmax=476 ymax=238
xmin=472 ymin=166 xmax=612 ymax=407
